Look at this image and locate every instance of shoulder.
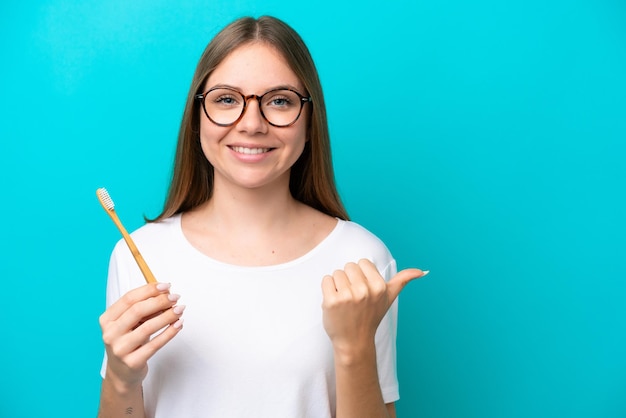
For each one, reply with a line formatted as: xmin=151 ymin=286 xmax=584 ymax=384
xmin=134 ymin=215 xmax=179 ymax=239
xmin=112 ymin=214 xmax=180 ymax=256
xmin=337 ymin=220 xmax=388 ymax=248
xmin=329 ymin=220 xmax=395 ymax=269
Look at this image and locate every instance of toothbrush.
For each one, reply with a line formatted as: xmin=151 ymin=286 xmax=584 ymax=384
xmin=96 ymin=187 xmax=157 ymax=284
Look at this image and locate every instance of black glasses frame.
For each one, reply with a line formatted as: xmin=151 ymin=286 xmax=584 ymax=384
xmin=195 ymin=87 xmax=312 ymax=127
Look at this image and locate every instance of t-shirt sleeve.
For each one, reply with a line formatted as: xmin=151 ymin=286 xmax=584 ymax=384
xmin=375 ymin=258 xmax=400 ymax=403
xmin=100 ymin=241 xmax=143 ymax=378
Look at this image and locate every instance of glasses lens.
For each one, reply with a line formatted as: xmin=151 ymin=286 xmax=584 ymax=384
xmin=204 ymin=88 xmax=245 ymax=125
xmin=260 ymin=89 xmax=303 ymax=126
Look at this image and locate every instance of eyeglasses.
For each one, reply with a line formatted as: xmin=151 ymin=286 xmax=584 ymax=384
xmin=195 ymin=87 xmax=312 ymax=127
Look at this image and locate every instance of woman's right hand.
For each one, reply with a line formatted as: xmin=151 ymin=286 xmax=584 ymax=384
xmin=99 ymin=282 xmax=185 ymax=394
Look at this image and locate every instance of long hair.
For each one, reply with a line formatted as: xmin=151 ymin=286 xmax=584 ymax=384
xmin=150 ymin=16 xmax=348 ymax=222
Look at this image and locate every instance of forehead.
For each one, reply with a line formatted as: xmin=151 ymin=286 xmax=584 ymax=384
xmin=205 ymin=42 xmax=303 ymax=92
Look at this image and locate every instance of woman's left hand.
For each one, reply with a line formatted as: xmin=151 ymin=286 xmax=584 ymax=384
xmin=321 ymin=259 xmax=428 ymax=357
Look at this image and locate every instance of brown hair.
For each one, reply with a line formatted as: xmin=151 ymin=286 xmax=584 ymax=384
xmin=150 ymin=16 xmax=348 ymax=222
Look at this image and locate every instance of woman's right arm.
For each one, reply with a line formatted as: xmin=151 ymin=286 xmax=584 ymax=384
xmin=97 ymin=282 xmax=184 ymax=417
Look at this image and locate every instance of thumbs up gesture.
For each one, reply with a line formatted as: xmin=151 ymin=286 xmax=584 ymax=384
xmin=321 ymin=258 xmax=428 ymax=354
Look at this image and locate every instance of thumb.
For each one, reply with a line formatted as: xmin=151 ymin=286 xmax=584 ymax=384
xmin=387 ymin=268 xmax=429 ymax=302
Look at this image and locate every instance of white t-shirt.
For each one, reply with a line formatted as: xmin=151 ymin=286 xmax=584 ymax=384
xmin=102 ymin=214 xmax=400 ymax=418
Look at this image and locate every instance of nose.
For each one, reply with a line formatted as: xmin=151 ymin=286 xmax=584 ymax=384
xmin=236 ymin=95 xmax=268 ymax=134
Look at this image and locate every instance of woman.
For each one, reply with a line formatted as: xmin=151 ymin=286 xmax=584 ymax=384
xmin=98 ymin=15 xmax=427 ymax=418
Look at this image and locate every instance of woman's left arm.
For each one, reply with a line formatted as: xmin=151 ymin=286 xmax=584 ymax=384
xmin=322 ymin=259 xmax=426 ymax=418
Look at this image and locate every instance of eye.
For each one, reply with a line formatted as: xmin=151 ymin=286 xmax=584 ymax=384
xmin=263 ymin=91 xmax=297 ymax=109
xmin=205 ymin=88 xmax=243 ymax=108
xmin=270 ymin=96 xmax=290 ymax=106
xmin=214 ymin=94 xmax=240 ymax=106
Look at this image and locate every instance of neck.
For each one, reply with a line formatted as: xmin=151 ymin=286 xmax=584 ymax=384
xmin=180 ymin=173 xmax=336 ymax=267
xmin=195 ymin=178 xmax=300 ymax=235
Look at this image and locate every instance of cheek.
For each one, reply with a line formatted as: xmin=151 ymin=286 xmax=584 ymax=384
xmin=285 ymin=124 xmax=307 ymax=151
xmin=199 ymin=117 xmax=218 ymax=142
xmin=287 ymin=128 xmax=308 ymax=163
xmin=292 ymin=114 xmax=309 ymax=144
xmin=198 ymin=120 xmax=229 ymax=162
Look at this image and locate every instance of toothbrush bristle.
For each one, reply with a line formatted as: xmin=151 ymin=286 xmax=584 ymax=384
xmin=97 ymin=187 xmax=115 ymax=210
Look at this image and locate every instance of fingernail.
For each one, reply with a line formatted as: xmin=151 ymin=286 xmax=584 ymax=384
xmin=168 ymin=293 xmax=181 ymax=302
xmin=173 ymin=318 xmax=184 ymax=329
xmin=156 ymin=282 xmax=171 ymax=291
xmin=173 ymin=305 xmax=186 ymax=315
xmin=422 ymin=270 xmax=430 ymax=276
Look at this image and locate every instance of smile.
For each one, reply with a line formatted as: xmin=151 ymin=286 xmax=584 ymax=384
xmin=230 ymin=146 xmax=273 ymax=155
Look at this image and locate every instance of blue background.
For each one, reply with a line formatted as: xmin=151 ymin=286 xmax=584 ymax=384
xmin=1 ymin=1 xmax=625 ymax=417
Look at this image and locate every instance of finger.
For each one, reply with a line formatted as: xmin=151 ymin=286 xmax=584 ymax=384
xmin=112 ymin=305 xmax=185 ymax=358
xmin=331 ymin=269 xmax=352 ymax=294
xmin=101 ymin=292 xmax=179 ymax=348
xmin=321 ymin=274 xmax=337 ymax=296
xmin=117 ymin=317 xmax=184 ymax=370
xmin=343 ymin=261 xmax=371 ymax=300
xmin=387 ymin=268 xmax=429 ymax=302
xmin=115 ymin=293 xmax=180 ymax=335
xmin=343 ymin=262 xmax=367 ymax=285
xmin=135 ymin=305 xmax=186 ymax=339
xmin=143 ymin=318 xmax=184 ymax=356
xmin=101 ymin=282 xmax=171 ymax=324
xmin=357 ymin=259 xmax=387 ymax=294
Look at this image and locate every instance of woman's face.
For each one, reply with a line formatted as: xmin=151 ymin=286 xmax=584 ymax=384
xmin=198 ymin=42 xmax=308 ymax=193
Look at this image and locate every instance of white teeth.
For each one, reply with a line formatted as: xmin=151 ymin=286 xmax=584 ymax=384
xmin=231 ymin=146 xmax=270 ymax=155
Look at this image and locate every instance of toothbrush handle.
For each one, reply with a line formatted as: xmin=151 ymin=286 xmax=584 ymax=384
xmin=108 ymin=210 xmax=158 ymax=284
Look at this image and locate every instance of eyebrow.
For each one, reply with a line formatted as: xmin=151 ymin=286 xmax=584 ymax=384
xmin=205 ymin=83 xmax=305 ymax=95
